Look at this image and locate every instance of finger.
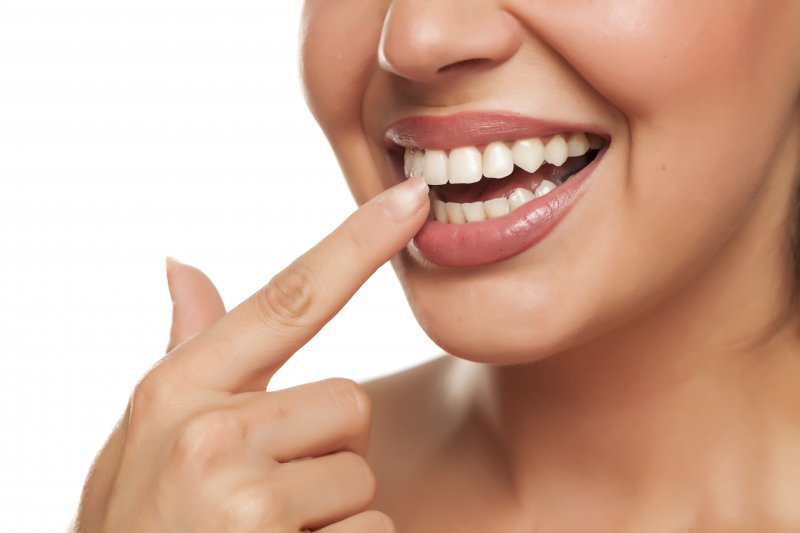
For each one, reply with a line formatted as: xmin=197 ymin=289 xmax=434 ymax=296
xmin=238 ymin=377 xmax=372 ymax=461
xmin=274 ymin=451 xmax=376 ymax=531
xmin=313 ymin=510 xmax=396 ymax=533
xmin=163 ymin=177 xmax=429 ymax=392
xmin=165 ymin=257 xmax=226 ymax=353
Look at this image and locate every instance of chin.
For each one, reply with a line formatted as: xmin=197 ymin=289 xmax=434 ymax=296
xmin=391 ymin=253 xmax=608 ymax=366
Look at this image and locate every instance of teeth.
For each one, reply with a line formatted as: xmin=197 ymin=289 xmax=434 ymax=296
xmin=508 ymin=187 xmax=535 ymax=210
xmin=431 ymin=186 xmax=546 ymax=225
xmin=566 ymin=132 xmax=590 ymax=157
xmin=423 ymin=150 xmax=448 ymax=185
xmin=445 ymin=202 xmax=466 ymax=224
xmin=544 ymin=135 xmax=568 ymax=166
xmin=404 ymin=149 xmax=425 ymax=178
xmin=535 ymin=179 xmax=557 ymax=198
xmin=484 ymin=197 xmax=510 ymax=219
xmin=448 ymin=146 xmax=483 ymax=184
xmin=462 ymin=201 xmax=486 ymax=222
xmin=588 ymin=133 xmax=604 ymax=149
xmin=511 ymin=138 xmax=545 ymax=173
xmin=432 ymin=199 xmax=448 ymax=223
xmin=403 ymin=131 xmax=603 ymax=185
xmin=482 ymin=141 xmax=514 ymax=179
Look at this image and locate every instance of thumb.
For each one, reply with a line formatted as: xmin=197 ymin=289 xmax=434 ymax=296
xmin=165 ymin=257 xmax=226 ymax=352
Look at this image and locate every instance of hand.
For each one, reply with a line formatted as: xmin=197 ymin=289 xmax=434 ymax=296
xmin=74 ymin=178 xmax=429 ymax=532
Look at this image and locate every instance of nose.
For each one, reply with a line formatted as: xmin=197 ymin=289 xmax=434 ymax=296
xmin=378 ymin=0 xmax=522 ymax=83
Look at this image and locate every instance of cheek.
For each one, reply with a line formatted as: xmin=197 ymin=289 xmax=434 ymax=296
xmin=300 ymin=1 xmax=389 ymax=203
xmin=519 ymin=0 xmax=789 ymax=116
xmin=300 ymin=1 xmax=385 ymax=134
xmin=523 ymin=0 xmax=800 ymax=281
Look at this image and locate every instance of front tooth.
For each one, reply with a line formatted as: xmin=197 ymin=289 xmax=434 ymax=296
xmin=544 ymin=135 xmax=568 ymax=166
xmin=448 ymin=146 xmax=482 ymax=184
xmin=462 ymin=201 xmax=486 ymax=222
xmin=404 ymin=149 xmax=425 ymax=178
xmin=484 ymin=197 xmax=510 ymax=219
xmin=445 ymin=202 xmax=466 ymax=224
xmin=410 ymin=150 xmax=424 ymax=178
xmin=422 ymin=150 xmax=448 ymax=185
xmin=508 ymin=187 xmax=535 ymax=210
xmin=535 ymin=179 xmax=557 ymax=198
xmin=511 ymin=138 xmax=545 ymax=173
xmin=432 ymin=199 xmax=448 ymax=223
xmin=482 ymin=142 xmax=514 ymax=179
xmin=566 ymin=132 xmax=590 ymax=157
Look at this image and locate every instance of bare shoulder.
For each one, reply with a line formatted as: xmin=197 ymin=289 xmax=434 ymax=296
xmin=359 ymin=357 xmax=528 ymax=532
xmin=359 ymin=355 xmax=457 ymax=516
xmin=360 ymin=354 xmax=455 ymax=466
xmin=359 ymin=354 xmax=494 ymax=477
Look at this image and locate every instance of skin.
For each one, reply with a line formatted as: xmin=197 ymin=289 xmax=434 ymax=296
xmin=77 ymin=1 xmax=800 ymax=532
xmin=300 ymin=0 xmax=800 ymax=531
xmin=75 ymin=178 xmax=429 ymax=532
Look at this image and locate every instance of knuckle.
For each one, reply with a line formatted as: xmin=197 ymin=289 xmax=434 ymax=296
xmin=262 ymin=398 xmax=289 ymax=423
xmin=222 ymin=484 xmax=285 ymax=529
xmin=256 ymin=262 xmax=315 ymax=328
xmin=171 ymin=410 xmax=246 ymax=474
xmin=325 ymin=378 xmax=372 ymax=429
xmin=129 ymin=372 xmax=170 ymax=430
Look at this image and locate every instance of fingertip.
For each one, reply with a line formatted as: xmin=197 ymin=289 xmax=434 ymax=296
xmin=165 ymin=256 xmax=181 ymax=302
xmin=165 ymin=257 xmax=226 ymax=352
xmin=166 ymin=255 xmax=182 ymax=270
xmin=165 ymin=256 xmax=220 ymax=308
xmin=166 ymin=257 xmax=211 ymax=287
xmin=376 ymin=177 xmax=429 ymax=223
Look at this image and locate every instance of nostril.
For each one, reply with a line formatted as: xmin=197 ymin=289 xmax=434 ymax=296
xmin=436 ymin=58 xmax=491 ymax=75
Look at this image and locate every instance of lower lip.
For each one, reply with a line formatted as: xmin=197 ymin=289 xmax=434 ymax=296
xmin=408 ymin=148 xmax=605 ymax=268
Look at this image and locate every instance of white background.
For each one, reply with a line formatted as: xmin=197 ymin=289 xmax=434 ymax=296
xmin=0 ymin=2 xmax=439 ymax=530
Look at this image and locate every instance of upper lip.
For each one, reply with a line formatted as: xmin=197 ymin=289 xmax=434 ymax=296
xmin=383 ymin=111 xmax=608 ymax=151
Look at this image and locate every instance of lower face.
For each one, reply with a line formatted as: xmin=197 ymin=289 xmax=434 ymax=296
xmin=301 ymin=1 xmax=800 ymax=363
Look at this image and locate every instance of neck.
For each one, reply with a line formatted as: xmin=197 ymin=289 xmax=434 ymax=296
xmin=469 ymin=119 xmax=800 ymax=527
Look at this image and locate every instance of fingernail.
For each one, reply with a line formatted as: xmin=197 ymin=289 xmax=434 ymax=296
xmin=377 ymin=177 xmax=429 ymax=222
xmin=165 ymin=256 xmax=181 ymax=302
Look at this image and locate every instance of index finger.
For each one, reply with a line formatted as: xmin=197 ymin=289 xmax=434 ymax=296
xmin=163 ymin=177 xmax=430 ymax=392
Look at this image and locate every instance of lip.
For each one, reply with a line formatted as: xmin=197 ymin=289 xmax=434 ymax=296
xmin=383 ymin=111 xmax=607 ymax=151
xmin=382 ymin=111 xmax=609 ymax=268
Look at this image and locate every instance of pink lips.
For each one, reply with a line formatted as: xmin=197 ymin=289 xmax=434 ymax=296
xmin=383 ymin=112 xmax=608 ymax=268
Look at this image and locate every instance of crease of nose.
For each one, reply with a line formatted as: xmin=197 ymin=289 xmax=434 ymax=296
xmin=378 ymin=0 xmax=522 ymax=84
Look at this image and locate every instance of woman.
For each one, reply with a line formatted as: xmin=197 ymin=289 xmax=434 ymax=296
xmin=76 ymin=1 xmax=800 ymax=531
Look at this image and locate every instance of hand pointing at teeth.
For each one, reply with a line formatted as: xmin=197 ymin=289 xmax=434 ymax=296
xmin=74 ymin=177 xmax=429 ymax=533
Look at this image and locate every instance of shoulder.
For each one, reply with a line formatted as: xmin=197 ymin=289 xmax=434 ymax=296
xmin=359 ymin=355 xmax=453 ymax=516
xmin=360 ymin=354 xmax=454 ymax=461
xmin=359 ymin=355 xmax=485 ymax=501
xmin=359 ymin=357 xmax=517 ymax=531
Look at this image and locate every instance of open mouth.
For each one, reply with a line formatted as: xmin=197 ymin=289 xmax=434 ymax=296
xmin=401 ymin=132 xmax=604 ymax=223
xmin=384 ymin=112 xmax=610 ymax=267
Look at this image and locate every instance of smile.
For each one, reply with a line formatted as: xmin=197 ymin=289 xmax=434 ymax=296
xmin=385 ymin=112 xmax=609 ymax=267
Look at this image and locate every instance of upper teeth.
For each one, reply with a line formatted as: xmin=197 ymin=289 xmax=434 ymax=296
xmin=404 ymin=132 xmax=601 ymax=185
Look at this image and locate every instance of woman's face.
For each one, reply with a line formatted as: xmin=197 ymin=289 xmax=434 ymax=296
xmin=300 ymin=1 xmax=800 ymax=363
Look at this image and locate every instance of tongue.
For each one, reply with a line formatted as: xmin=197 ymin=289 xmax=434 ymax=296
xmin=435 ymin=152 xmax=592 ymax=204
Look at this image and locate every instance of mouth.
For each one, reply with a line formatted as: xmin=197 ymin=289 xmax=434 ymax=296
xmin=385 ymin=112 xmax=610 ymax=268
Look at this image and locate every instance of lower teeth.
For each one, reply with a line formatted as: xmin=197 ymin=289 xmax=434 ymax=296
xmin=431 ymin=180 xmax=555 ymax=225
